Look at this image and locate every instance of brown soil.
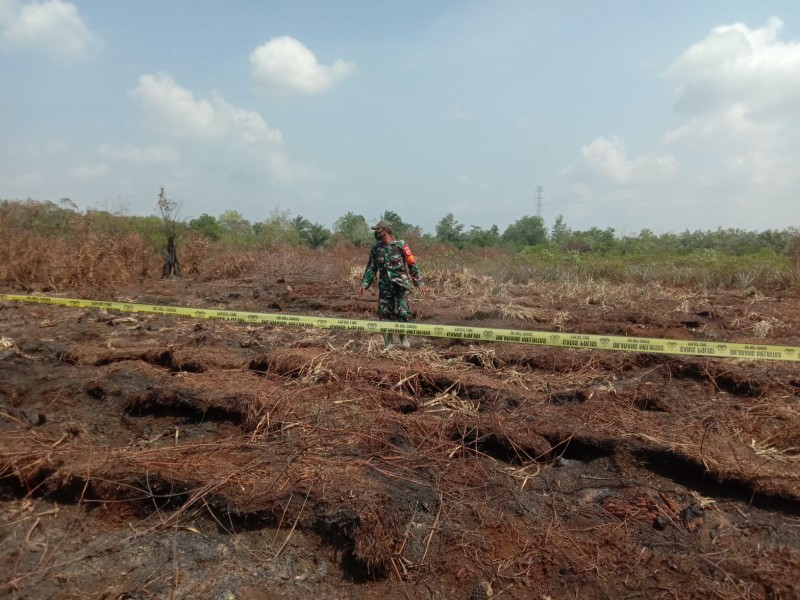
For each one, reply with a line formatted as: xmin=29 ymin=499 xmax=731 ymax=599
xmin=1 ymin=278 xmax=799 ymax=600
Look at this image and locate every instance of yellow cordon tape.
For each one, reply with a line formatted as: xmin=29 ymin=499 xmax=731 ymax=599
xmin=2 ymin=294 xmax=799 ymax=363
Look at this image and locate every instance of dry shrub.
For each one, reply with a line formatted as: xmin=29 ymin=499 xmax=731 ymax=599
xmin=116 ymin=233 xmax=157 ymax=279
xmin=0 ymin=202 xmax=161 ymax=294
xmin=0 ymin=230 xmax=55 ymax=287
xmin=263 ymin=246 xmax=335 ymax=281
xmin=193 ymin=245 xmax=338 ymax=282
xmin=0 ymin=229 xmax=157 ymax=295
xmin=419 ymin=241 xmax=454 ymax=258
xmin=57 ymin=233 xmax=156 ymax=294
xmin=180 ymin=231 xmax=212 ymax=276
xmin=329 ymin=243 xmax=363 ymax=278
xmin=197 ymin=248 xmax=261 ymax=281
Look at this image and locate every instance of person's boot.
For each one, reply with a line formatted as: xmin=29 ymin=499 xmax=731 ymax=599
xmin=399 ymin=334 xmax=410 ymax=348
xmin=382 ymin=333 xmax=394 ymax=348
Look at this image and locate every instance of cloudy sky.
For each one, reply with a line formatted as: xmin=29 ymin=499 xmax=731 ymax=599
xmin=1 ymin=1 xmax=799 ymax=234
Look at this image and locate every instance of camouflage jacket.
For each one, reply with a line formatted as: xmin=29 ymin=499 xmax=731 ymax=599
xmin=361 ymin=239 xmax=423 ymax=290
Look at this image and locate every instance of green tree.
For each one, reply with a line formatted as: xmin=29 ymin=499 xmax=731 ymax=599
xmin=435 ymin=213 xmax=464 ymax=246
xmin=571 ymin=226 xmax=617 ymax=253
xmin=550 ymin=215 xmax=570 ymax=247
xmin=130 ymin=215 xmax=164 ymax=245
xmin=30 ymin=200 xmax=78 ymax=236
xmin=303 ymin=223 xmax=332 ymax=249
xmin=217 ymin=209 xmax=252 ymax=244
xmin=502 ymin=215 xmax=547 ymax=249
xmin=463 ymin=224 xmax=500 ymax=247
xmin=758 ymin=229 xmax=791 ymax=254
xmin=380 ymin=210 xmax=421 ymax=238
xmin=334 ymin=211 xmax=371 ymax=246
xmin=189 ymin=213 xmax=221 ymax=241
xmin=259 ymin=207 xmax=302 ymax=247
xmin=292 ymin=215 xmax=312 ymax=232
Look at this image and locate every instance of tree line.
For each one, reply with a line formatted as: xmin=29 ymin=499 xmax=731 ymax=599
xmin=2 ymin=197 xmax=796 ymax=258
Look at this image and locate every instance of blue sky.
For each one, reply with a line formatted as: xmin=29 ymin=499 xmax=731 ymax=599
xmin=1 ymin=0 xmax=799 ymax=235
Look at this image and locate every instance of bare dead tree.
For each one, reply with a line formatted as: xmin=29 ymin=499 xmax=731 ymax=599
xmin=157 ymin=187 xmax=182 ymax=279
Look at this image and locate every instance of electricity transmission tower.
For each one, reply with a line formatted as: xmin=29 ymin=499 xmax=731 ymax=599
xmin=534 ymin=186 xmax=545 ymax=217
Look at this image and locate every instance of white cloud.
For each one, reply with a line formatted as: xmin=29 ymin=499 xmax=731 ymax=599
xmin=559 ymin=18 xmax=800 ymax=231
xmin=99 ymin=144 xmax=179 ymax=164
xmin=0 ymin=0 xmax=101 ymax=62
xmin=663 ymin=104 xmax=776 ymax=144
xmin=580 ymin=136 xmax=678 ymax=183
xmin=131 ymin=72 xmax=225 ymax=138
xmin=447 ymin=105 xmax=471 ymax=121
xmin=663 ymin=17 xmax=800 ymax=197
xmin=667 ymin=17 xmax=800 ymax=121
xmin=71 ymin=163 xmax=107 ymax=180
xmin=131 ymin=72 xmax=282 ymax=143
xmin=129 ymin=72 xmax=319 ymax=182
xmin=250 ymin=36 xmax=356 ymax=93
xmin=265 ymin=149 xmax=314 ymax=181
xmin=456 ymin=173 xmax=470 ymax=184
xmin=212 ymin=93 xmax=283 ymax=143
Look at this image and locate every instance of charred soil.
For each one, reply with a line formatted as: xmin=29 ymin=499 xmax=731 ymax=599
xmin=1 ymin=277 xmax=799 ymax=599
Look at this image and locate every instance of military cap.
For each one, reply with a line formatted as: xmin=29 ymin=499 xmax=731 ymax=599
xmin=371 ymin=219 xmax=393 ymax=230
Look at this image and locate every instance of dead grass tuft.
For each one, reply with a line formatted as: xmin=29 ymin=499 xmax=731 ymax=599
xmin=499 ymin=303 xmax=544 ymax=322
xmin=419 ymin=382 xmax=480 ymax=417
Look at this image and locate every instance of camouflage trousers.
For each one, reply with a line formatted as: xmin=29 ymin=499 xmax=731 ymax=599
xmin=378 ymin=280 xmax=411 ymax=322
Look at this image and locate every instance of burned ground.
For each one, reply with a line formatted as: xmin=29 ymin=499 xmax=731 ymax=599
xmin=1 ymin=276 xmax=799 ymax=599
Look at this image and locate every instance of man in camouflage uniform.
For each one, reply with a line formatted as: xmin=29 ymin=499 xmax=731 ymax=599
xmin=359 ymin=219 xmax=425 ymax=348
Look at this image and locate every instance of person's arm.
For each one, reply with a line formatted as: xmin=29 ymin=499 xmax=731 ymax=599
xmin=401 ymin=242 xmax=424 ymax=293
xmin=359 ymin=246 xmax=377 ymax=294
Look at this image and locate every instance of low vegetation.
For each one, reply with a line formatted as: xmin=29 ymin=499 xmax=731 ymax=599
xmin=1 ymin=198 xmax=798 ymax=295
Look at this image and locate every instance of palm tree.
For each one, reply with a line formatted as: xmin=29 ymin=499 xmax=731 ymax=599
xmin=292 ymin=215 xmax=312 ymax=232
xmin=304 ymin=223 xmax=331 ymax=249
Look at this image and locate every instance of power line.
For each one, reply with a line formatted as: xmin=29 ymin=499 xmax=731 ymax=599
xmin=534 ymin=186 xmax=545 ymax=217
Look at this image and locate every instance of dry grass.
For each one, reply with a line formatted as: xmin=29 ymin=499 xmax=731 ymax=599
xmin=4 ymin=215 xmax=797 ymax=299
xmin=748 ymin=439 xmax=800 ymax=464
xmin=195 ymin=246 xmax=336 ymax=283
xmin=1 ymin=321 xmax=799 ymax=598
xmin=499 ymin=303 xmax=544 ymax=322
xmin=0 ymin=230 xmax=157 ymax=295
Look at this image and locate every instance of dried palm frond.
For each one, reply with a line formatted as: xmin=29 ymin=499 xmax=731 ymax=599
xmin=419 ymin=383 xmax=479 ymax=416
xmin=500 ymin=368 xmax=533 ymax=391
xmin=290 ymin=355 xmax=338 ymax=385
xmin=464 ymin=346 xmax=498 ymax=370
xmin=500 ymin=303 xmax=544 ymax=322
xmin=749 ymin=439 xmax=799 ymax=463
xmin=752 ymin=320 xmax=773 ymax=338
xmin=551 ymin=311 xmax=573 ymax=327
